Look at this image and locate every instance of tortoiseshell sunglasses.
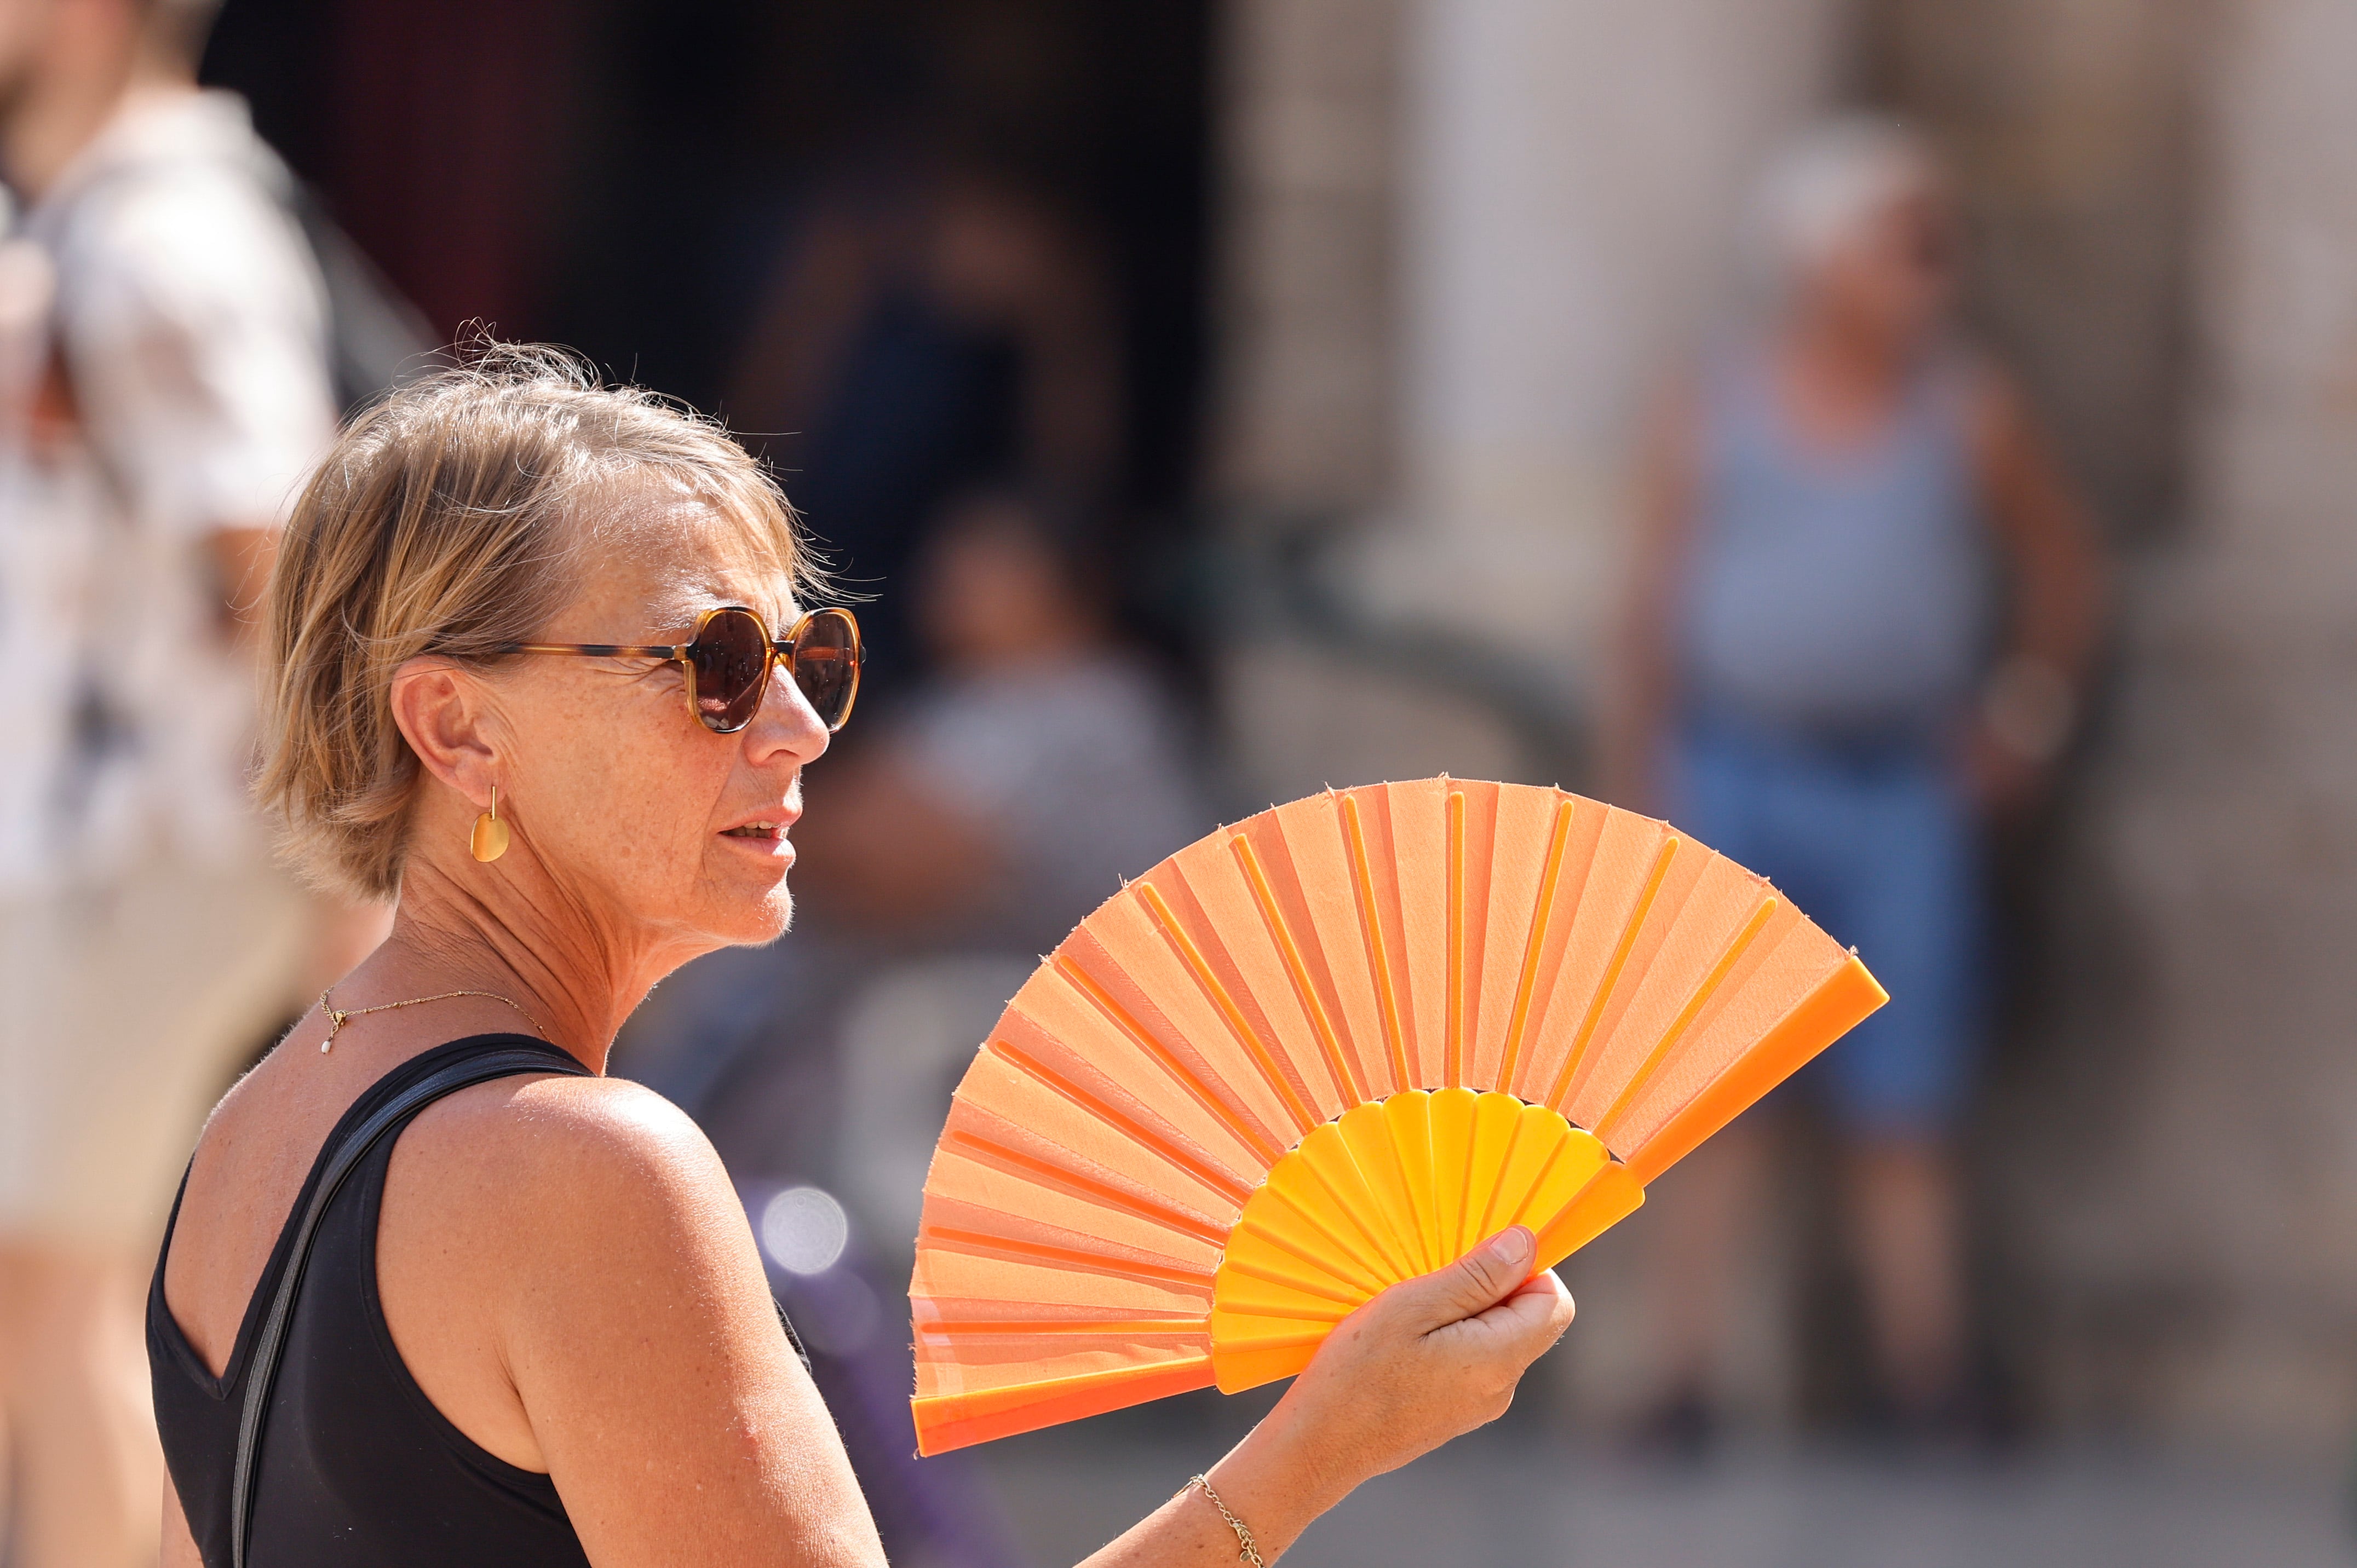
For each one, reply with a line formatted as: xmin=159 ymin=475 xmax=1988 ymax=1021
xmin=499 ymin=606 xmax=863 ymax=734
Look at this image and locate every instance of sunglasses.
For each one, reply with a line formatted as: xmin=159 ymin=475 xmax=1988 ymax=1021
xmin=499 ymin=605 xmax=863 ymax=734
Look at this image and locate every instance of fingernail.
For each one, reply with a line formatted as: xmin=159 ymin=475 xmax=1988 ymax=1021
xmin=1487 ymin=1225 xmax=1533 ymax=1267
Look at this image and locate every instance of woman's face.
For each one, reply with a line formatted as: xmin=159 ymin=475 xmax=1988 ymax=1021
xmin=485 ymin=487 xmax=831 ymax=954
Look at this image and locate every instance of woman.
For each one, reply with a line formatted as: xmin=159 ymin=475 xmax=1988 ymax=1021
xmin=1607 ymin=119 xmax=2102 ymax=1440
xmin=149 ymin=347 xmax=1576 ymax=1566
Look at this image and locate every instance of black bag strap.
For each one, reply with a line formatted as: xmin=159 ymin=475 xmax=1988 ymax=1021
xmin=230 ymin=1047 xmax=588 ymax=1568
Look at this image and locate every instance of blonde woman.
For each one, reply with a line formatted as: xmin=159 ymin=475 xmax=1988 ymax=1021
xmin=147 ymin=349 xmax=1576 ymax=1566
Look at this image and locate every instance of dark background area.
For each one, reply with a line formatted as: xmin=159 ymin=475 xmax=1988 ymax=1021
xmin=200 ymin=0 xmax=1215 ymax=543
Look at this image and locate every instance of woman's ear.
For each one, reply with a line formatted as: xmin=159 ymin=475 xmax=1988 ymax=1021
xmin=389 ymin=658 xmax=501 ymax=810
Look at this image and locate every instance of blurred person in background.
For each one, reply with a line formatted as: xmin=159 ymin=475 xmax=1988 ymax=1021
xmin=0 ymin=0 xmax=366 ymax=1560
xmin=728 ymin=159 xmax=1123 ymax=682
xmin=791 ymin=485 xmax=1204 ymax=953
xmin=1606 ymin=117 xmax=2104 ymax=1446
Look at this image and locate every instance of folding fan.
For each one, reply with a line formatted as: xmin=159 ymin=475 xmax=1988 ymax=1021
xmin=907 ymin=779 xmax=1885 ymax=1455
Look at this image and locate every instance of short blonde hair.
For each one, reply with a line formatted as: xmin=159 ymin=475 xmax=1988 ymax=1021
xmin=258 ymin=344 xmax=812 ymax=901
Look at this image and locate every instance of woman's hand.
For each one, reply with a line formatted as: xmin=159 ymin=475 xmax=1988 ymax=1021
xmin=1264 ymin=1224 xmax=1576 ymax=1487
xmin=1081 ymin=1225 xmax=1573 ymax=1566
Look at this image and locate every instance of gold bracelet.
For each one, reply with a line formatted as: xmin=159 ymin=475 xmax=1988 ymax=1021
xmin=1181 ymin=1474 xmax=1265 ymax=1567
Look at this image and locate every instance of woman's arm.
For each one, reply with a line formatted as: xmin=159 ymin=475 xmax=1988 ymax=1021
xmin=1967 ymin=368 xmax=2108 ymax=811
xmin=479 ymin=1083 xmax=1570 ymax=1566
xmin=478 ymin=1080 xmax=886 ymax=1567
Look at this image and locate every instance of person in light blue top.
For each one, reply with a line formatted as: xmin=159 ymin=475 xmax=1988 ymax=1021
xmin=1608 ymin=116 xmax=2105 ymax=1443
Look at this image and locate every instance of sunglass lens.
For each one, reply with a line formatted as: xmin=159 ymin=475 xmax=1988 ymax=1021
xmin=687 ymin=608 xmax=771 ymax=731
xmin=791 ymin=610 xmax=859 ymax=730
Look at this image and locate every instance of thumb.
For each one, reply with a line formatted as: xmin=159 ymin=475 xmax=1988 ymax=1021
xmin=1389 ymin=1225 xmax=1536 ymax=1330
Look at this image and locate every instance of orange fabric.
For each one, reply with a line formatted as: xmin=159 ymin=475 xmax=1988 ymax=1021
xmin=1622 ymin=955 xmax=1889 ymax=1185
xmin=913 ymin=1356 xmax=1218 ymax=1455
xmin=909 ymin=781 xmax=1887 ymax=1450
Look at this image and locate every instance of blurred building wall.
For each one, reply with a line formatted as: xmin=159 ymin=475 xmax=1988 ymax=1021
xmin=1385 ymin=0 xmax=1843 ymax=672
xmin=1997 ymin=0 xmax=2357 ymax=1449
xmin=1212 ymin=0 xmax=2357 ymax=1449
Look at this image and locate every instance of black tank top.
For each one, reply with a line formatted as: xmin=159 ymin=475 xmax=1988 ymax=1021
xmin=147 ymin=1036 xmax=594 ymax=1567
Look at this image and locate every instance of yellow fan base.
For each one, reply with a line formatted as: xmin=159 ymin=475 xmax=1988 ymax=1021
xmin=908 ymin=779 xmax=1888 ymax=1456
xmin=1209 ymin=1088 xmax=1641 ymax=1392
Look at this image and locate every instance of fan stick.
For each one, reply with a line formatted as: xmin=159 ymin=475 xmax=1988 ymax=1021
xmin=1235 ymin=1209 xmax=1389 ymax=1298
xmin=1137 ymin=881 xmax=1320 ymax=1137
xmin=1545 ymin=835 xmax=1680 ymax=1115
xmin=1229 ymin=833 xmax=1365 ymax=1104
xmin=914 ymin=1357 xmax=1217 ymax=1455
xmin=1053 ymin=956 xmax=1285 ymax=1167
xmin=1339 ymin=792 xmax=1413 ymax=1092
xmin=1262 ymin=1155 xmax=1405 ymax=1285
xmin=1219 ymin=1255 xmax=1366 ymax=1307
xmin=1496 ymin=796 xmax=1577 ymax=1094
xmin=1290 ymin=1131 xmax=1419 ymax=1279
xmin=1446 ymin=789 xmax=1467 ymax=1088
xmin=921 ymin=1316 xmax=1211 ymax=1336
xmin=917 ymin=1224 xmax=1217 ymax=1289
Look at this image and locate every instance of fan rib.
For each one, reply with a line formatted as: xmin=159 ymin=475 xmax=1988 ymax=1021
xmin=1471 ymin=1104 xmax=1528 ymax=1239
xmin=988 ymin=1040 xmax=1255 ymax=1205
xmin=917 ymin=1224 xmax=1217 ymax=1289
xmin=1221 ymin=1256 xmax=1367 ymax=1308
xmin=1229 ymin=833 xmax=1365 ymax=1104
xmin=1237 ymin=1212 xmax=1390 ymax=1298
xmin=913 ymin=1357 xmax=1216 ymax=1456
xmin=920 ymin=1316 xmax=1211 ymax=1337
xmin=1263 ymin=1168 xmax=1399 ymax=1285
xmin=1136 ymin=880 xmax=1320 ymax=1137
xmin=1501 ymin=1127 xmax=1567 ymax=1233
xmin=1294 ymin=1138 xmax=1418 ymax=1279
xmin=941 ymin=1129 xmax=1230 ymax=1247
xmin=1053 ymin=955 xmax=1285 ymax=1167
xmin=1496 ymin=796 xmax=1578 ymax=1094
xmin=1594 ymin=895 xmax=1780 ymax=1145
xmin=1446 ymin=789 xmax=1467 ymax=1088
xmin=1336 ymin=1102 xmax=1431 ymax=1275
xmin=1544 ymin=834 xmax=1681 ymax=1115
xmin=1340 ymin=792 xmax=1413 ymax=1092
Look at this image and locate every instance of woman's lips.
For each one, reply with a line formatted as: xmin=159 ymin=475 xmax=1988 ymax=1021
xmin=721 ymin=821 xmax=789 ymax=840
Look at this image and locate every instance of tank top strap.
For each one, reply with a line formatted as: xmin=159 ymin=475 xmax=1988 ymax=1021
xmin=147 ymin=1035 xmax=587 ymax=1400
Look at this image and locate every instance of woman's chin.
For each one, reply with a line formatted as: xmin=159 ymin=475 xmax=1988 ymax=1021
xmin=687 ymin=865 xmax=797 ymax=948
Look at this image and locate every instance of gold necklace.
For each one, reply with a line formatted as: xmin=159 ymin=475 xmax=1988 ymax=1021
xmin=316 ymin=988 xmax=545 ymax=1053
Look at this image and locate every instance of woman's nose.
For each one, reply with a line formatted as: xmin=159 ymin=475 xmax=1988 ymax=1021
xmin=749 ymin=659 xmax=831 ymax=765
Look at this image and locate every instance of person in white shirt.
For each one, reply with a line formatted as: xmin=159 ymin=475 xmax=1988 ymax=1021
xmin=0 ymin=2 xmax=358 ymax=1562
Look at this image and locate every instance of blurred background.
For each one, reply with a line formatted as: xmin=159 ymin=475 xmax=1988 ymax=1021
xmin=10 ymin=0 xmax=2357 ymax=1563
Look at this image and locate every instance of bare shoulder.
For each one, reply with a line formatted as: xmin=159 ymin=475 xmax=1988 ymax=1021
xmin=399 ymin=1071 xmax=739 ymax=1242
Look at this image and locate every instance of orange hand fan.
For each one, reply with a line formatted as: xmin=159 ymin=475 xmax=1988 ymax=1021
xmin=907 ymin=778 xmax=1885 ymax=1454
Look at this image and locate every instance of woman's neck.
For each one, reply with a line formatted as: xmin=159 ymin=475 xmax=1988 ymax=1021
xmin=342 ymin=852 xmax=694 ymax=1073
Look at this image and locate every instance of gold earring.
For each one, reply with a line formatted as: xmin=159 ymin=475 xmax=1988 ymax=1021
xmin=470 ymin=785 xmax=511 ymax=863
